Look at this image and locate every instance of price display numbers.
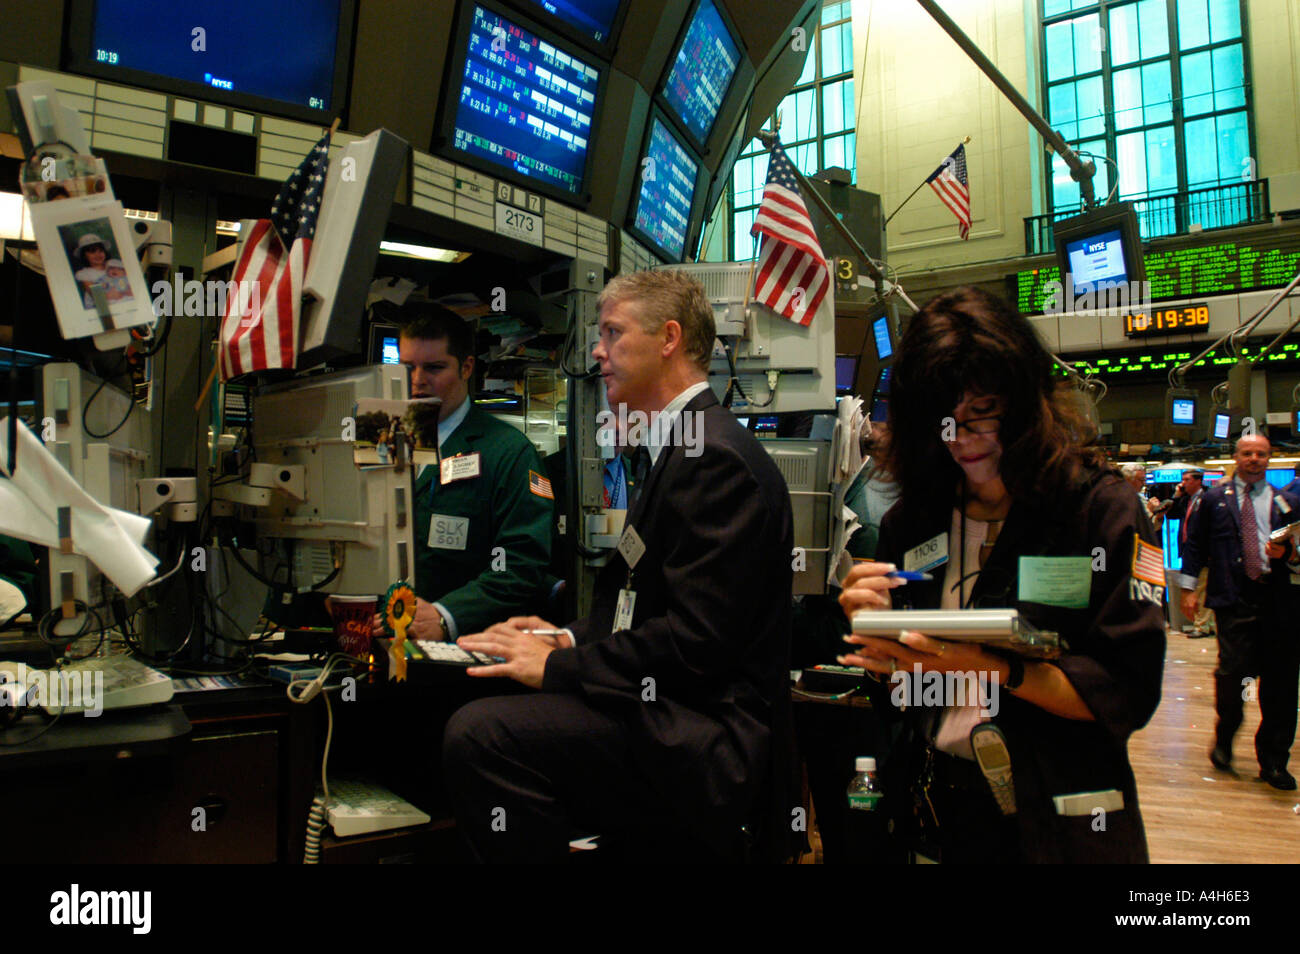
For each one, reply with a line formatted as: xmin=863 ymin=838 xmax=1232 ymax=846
xmin=1122 ymin=303 xmax=1210 ymax=338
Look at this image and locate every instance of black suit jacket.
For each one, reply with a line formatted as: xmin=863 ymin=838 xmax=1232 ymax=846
xmin=876 ymin=469 xmax=1166 ymax=862
xmin=542 ymin=388 xmax=795 ymax=857
xmin=1181 ymin=480 xmax=1300 ymax=608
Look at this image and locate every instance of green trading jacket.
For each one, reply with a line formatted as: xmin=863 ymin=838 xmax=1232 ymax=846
xmin=414 ymin=405 xmax=554 ymax=635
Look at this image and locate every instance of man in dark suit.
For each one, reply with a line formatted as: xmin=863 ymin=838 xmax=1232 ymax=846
xmin=444 ymin=269 xmax=795 ymax=861
xmin=1168 ymin=468 xmax=1211 ymax=636
xmin=1180 ymin=435 xmax=1300 ymax=790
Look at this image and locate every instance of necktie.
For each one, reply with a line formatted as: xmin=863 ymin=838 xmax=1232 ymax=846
xmin=1240 ymin=483 xmax=1263 ymax=580
xmin=626 ymin=445 xmax=652 ymax=512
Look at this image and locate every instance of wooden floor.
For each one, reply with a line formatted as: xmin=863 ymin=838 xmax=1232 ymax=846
xmin=1130 ymin=630 xmax=1299 ymax=864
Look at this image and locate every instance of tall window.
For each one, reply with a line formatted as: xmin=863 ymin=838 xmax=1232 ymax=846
xmin=1043 ymin=0 xmax=1252 ymax=231
xmin=727 ymin=1 xmax=855 ymax=260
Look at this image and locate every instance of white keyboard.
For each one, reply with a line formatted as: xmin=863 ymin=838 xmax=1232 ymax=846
xmin=42 ymin=654 xmax=174 ymax=715
xmin=413 ymin=639 xmax=498 ymax=665
xmin=325 ymin=778 xmax=431 ymax=838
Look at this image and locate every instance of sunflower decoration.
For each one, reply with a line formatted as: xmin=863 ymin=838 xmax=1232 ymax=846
xmin=382 ymin=581 xmax=417 ymax=682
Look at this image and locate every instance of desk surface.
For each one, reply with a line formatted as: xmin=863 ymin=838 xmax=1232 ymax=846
xmin=0 ymin=704 xmax=191 ymax=771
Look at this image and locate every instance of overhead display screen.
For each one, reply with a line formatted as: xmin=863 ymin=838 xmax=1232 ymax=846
xmin=451 ymin=4 xmax=599 ymax=197
xmin=518 ymin=0 xmax=622 ymax=44
xmin=661 ymin=0 xmax=740 ymax=144
xmin=83 ymin=0 xmax=343 ymax=113
xmin=631 ymin=116 xmax=699 ymax=261
xmin=1064 ymin=229 xmax=1129 ymax=291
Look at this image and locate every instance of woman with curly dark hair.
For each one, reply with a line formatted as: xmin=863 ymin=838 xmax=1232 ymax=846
xmin=839 ymin=286 xmax=1165 ymax=863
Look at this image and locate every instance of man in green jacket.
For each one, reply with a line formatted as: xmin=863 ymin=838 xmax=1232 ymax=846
xmin=392 ymin=305 xmax=555 ymax=641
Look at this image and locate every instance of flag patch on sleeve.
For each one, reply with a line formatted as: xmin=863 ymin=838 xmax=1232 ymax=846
xmin=529 ymin=470 xmax=554 ymax=500
xmin=1131 ymin=535 xmax=1165 ymax=586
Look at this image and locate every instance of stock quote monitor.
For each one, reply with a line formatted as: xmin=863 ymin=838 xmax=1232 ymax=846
xmin=1052 ymin=202 xmax=1146 ymax=296
xmin=835 ymin=354 xmax=859 ymax=395
xmin=1170 ymin=395 xmax=1197 ymax=427
xmin=872 ymin=313 xmax=893 ymax=360
xmin=63 ymin=0 xmax=355 ymax=123
xmin=439 ymin=1 xmax=603 ymax=203
xmin=514 ymin=0 xmax=625 ymax=49
xmin=628 ymin=113 xmax=701 ymax=262
xmin=660 ymin=0 xmax=742 ymax=148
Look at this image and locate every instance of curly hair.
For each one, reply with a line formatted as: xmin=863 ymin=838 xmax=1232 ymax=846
xmin=882 ymin=286 xmax=1104 ymax=516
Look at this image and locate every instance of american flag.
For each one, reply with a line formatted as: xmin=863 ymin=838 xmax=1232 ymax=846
xmin=1131 ymin=534 xmax=1166 ymax=586
xmin=529 ymin=470 xmax=554 ymax=500
xmin=218 ymin=130 xmax=331 ymax=379
xmin=925 ymin=144 xmax=971 ymax=240
xmin=749 ymin=139 xmax=829 ymax=327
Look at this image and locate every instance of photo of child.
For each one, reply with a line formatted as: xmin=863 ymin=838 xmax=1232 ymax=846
xmin=58 ymin=223 xmax=134 ymax=310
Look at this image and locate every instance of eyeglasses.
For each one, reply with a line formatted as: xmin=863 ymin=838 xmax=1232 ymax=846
xmin=942 ymin=415 xmax=1003 ymax=438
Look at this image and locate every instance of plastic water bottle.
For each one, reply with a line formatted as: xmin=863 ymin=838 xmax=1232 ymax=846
xmin=846 ymin=757 xmax=882 ymax=811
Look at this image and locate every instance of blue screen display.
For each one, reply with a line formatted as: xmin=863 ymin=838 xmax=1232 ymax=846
xmin=381 ymin=336 xmax=400 ymax=365
xmin=1213 ymin=412 xmax=1231 ymax=439
xmin=1171 ymin=397 xmax=1195 ymax=425
xmin=1150 ymin=468 xmax=1182 ymax=483
xmin=519 ymin=0 xmax=621 ymax=43
xmin=1065 ymin=228 xmax=1129 ymax=293
xmin=89 ymin=0 xmax=341 ymax=111
xmin=632 ymin=117 xmax=698 ymax=260
xmin=835 ymin=355 xmax=857 ymax=392
xmin=872 ymin=315 xmax=892 ymax=360
xmin=1266 ymin=468 xmax=1293 ymax=490
xmin=452 ymin=5 xmax=599 ymax=196
xmin=876 ymin=365 xmax=892 ymax=396
xmin=662 ymin=0 xmax=740 ymax=144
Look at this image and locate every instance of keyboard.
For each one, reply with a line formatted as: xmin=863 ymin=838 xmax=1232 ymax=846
xmin=42 ymin=653 xmax=174 ymax=715
xmin=410 ymin=639 xmax=499 ymax=666
xmin=325 ymin=778 xmax=431 ymax=838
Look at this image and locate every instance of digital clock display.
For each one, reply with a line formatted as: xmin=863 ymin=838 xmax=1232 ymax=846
xmin=1123 ymin=303 xmax=1210 ymax=337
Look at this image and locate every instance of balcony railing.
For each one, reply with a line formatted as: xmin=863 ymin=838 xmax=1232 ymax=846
xmin=1024 ymin=179 xmax=1271 ymax=256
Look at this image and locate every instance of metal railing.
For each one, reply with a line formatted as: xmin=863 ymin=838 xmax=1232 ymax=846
xmin=1025 ymin=179 xmax=1271 ymax=256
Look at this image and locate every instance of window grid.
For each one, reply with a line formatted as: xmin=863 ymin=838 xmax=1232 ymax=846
xmin=727 ymin=1 xmax=855 ymax=260
xmin=1042 ymin=0 xmax=1254 ymax=235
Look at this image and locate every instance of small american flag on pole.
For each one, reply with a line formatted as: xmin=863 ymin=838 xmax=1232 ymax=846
xmin=749 ymin=139 xmax=829 ymax=327
xmin=218 ymin=130 xmax=331 ymax=379
xmin=925 ymin=144 xmax=971 ymax=240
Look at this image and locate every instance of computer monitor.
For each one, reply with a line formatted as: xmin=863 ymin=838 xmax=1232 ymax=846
xmin=436 ymin=0 xmax=604 ymax=203
xmin=1150 ymin=468 xmax=1182 ymax=484
xmin=1211 ymin=409 xmax=1231 ymax=441
xmin=513 ymin=0 xmax=626 ymax=50
xmin=249 ymin=365 xmax=415 ymax=595
xmin=368 ymin=322 xmax=401 ymax=366
xmin=871 ymin=314 xmax=893 ymax=361
xmin=834 ymin=355 xmax=859 ymax=395
xmin=659 ymin=0 xmax=742 ymax=149
xmin=1266 ymin=468 xmax=1293 ymax=491
xmin=1170 ymin=396 xmax=1196 ymax=427
xmin=627 ymin=112 xmax=703 ymax=263
xmin=1052 ymin=202 xmax=1146 ymax=296
xmin=63 ymin=0 xmax=356 ymax=124
xmin=1202 ymin=470 xmax=1225 ymax=484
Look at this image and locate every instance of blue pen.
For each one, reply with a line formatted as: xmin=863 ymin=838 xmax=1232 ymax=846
xmin=885 ymin=570 xmax=933 ymax=582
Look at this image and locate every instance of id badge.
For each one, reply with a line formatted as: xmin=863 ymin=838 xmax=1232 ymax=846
xmin=441 ymin=452 xmax=482 ymax=485
xmin=429 ymin=513 xmax=469 ymax=550
xmin=614 ymin=588 xmax=637 ymax=631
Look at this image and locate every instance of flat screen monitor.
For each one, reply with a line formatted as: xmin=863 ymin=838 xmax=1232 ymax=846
xmin=876 ymin=365 xmax=892 ymax=396
xmin=1150 ymin=468 xmax=1182 ymax=484
xmin=834 ymin=355 xmax=858 ymax=394
xmin=369 ymin=322 xmax=401 ymax=365
xmin=1052 ymin=202 xmax=1146 ymax=297
xmin=1203 ymin=471 xmax=1225 ymax=484
xmin=441 ymin=2 xmax=602 ymax=202
xmin=1212 ymin=411 xmax=1231 ymax=440
xmin=869 ymin=397 xmax=889 ymax=423
xmin=753 ymin=415 xmax=778 ymax=433
xmin=1266 ymin=468 xmax=1293 ymax=491
xmin=1171 ymin=397 xmax=1196 ymax=426
xmin=872 ymin=314 xmax=893 ymax=361
xmin=629 ymin=114 xmax=701 ymax=261
xmin=63 ymin=0 xmax=355 ymax=124
xmin=514 ymin=0 xmax=624 ymax=47
xmin=660 ymin=0 xmax=741 ymax=148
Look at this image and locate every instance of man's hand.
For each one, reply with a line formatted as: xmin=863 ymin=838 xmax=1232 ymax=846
xmin=1180 ymin=589 xmax=1199 ymax=622
xmin=503 ymin=615 xmax=573 ymax=649
xmin=1265 ymin=540 xmax=1288 ymax=561
xmin=370 ymin=596 xmax=445 ymax=641
xmin=457 ymin=620 xmax=559 ymax=689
